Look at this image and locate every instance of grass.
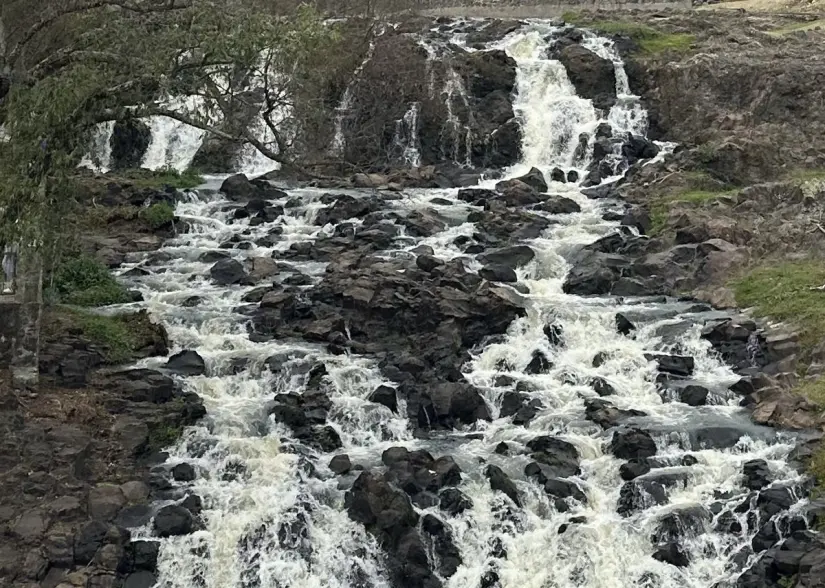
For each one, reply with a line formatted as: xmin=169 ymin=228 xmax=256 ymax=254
xmin=139 ymin=202 xmax=175 ymax=229
xmin=561 ymin=14 xmax=695 ymax=55
xmin=649 ymin=188 xmax=737 ymax=234
xmin=731 ymin=261 xmax=825 ymax=353
xmin=52 ymin=255 xmax=132 ymax=307
xmin=148 ymin=421 xmax=183 ymax=452
xmin=67 ymin=310 xmax=139 ymax=363
xmin=122 ymin=167 xmax=204 ymax=190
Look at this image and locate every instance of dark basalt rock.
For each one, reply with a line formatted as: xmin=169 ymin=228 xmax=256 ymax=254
xmin=485 ymin=465 xmax=521 ymax=507
xmin=165 ymin=350 xmax=206 ymax=377
xmin=210 ymin=258 xmax=249 ymax=285
xmin=439 ymin=488 xmax=474 ymax=516
xmin=368 ymin=385 xmax=398 ymax=413
xmin=617 ymin=479 xmax=668 ymax=516
xmin=154 ymin=505 xmax=196 ymax=537
xmin=645 ymin=353 xmax=695 ymax=377
xmin=609 ymin=428 xmax=657 ymax=460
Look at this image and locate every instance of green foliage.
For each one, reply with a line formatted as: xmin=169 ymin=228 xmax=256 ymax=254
xmin=561 ymin=16 xmax=694 ymax=55
xmin=139 ymin=202 xmax=176 ymax=229
xmin=148 ymin=421 xmax=184 ymax=451
xmin=67 ymin=310 xmax=137 ymax=363
xmin=0 ymin=1 xmax=336 ymax=247
xmin=52 ymin=255 xmax=131 ymax=307
xmin=127 ymin=168 xmax=204 ymax=190
xmin=732 ymin=261 xmax=825 ymax=352
xmin=696 ymin=143 xmax=718 ymax=164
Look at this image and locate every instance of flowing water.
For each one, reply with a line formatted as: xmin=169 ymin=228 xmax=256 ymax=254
xmin=116 ymin=22 xmax=808 ymax=588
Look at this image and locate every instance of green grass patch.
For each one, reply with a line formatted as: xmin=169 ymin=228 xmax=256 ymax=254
xmin=148 ymin=421 xmax=183 ymax=452
xmin=123 ymin=167 xmax=204 ymax=190
xmin=795 ymin=378 xmax=825 ymax=408
xmin=788 ymin=168 xmax=825 ymax=183
xmin=67 ymin=310 xmax=139 ymax=363
xmin=732 ymin=261 xmax=825 ymax=352
xmin=650 ymin=188 xmax=737 ymax=234
xmin=52 ymin=255 xmax=131 ymax=307
xmin=560 ymin=16 xmax=694 ymax=55
xmin=139 ymin=202 xmax=175 ymax=229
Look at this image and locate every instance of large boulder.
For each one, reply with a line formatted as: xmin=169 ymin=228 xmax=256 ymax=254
xmin=153 ymin=505 xmax=196 ymax=537
xmin=110 ymin=119 xmax=151 ymax=170
xmin=513 ymin=167 xmax=548 ymax=193
xmin=555 ymin=44 xmax=617 ymax=111
xmin=418 ymin=382 xmax=491 ymax=429
xmin=477 ymin=245 xmax=535 ymax=269
xmin=609 ymin=428 xmax=657 ymax=460
xmin=485 ymin=465 xmax=521 ymax=507
xmin=210 ymin=259 xmax=249 ymax=285
xmin=165 ymin=350 xmax=206 ymax=376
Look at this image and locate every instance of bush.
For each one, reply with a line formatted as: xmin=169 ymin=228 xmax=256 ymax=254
xmin=122 ymin=167 xmax=204 ymax=190
xmin=52 ymin=255 xmax=131 ymax=306
xmin=69 ymin=310 xmax=136 ymax=363
xmin=140 ymin=202 xmax=175 ymax=229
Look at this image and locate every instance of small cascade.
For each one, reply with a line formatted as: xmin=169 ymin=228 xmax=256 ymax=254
xmin=392 ymin=102 xmax=422 ymax=168
xmin=503 ymin=26 xmax=599 ymax=173
xmin=330 ymin=34 xmax=381 ymax=157
xmin=79 ymin=120 xmax=116 ymax=173
xmin=442 ymin=67 xmax=474 ymax=167
xmin=236 ymin=119 xmax=282 ymax=178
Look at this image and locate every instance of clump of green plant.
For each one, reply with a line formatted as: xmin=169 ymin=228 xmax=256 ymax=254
xmin=148 ymin=422 xmax=183 ymax=452
xmin=52 ymin=255 xmax=131 ymax=307
xmin=560 ymin=16 xmax=694 ymax=55
xmin=732 ymin=261 xmax=825 ymax=352
xmin=68 ymin=310 xmax=136 ymax=363
xmin=126 ymin=167 xmax=204 ymax=190
xmin=140 ymin=202 xmax=175 ymax=229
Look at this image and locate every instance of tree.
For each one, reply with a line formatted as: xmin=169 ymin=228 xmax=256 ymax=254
xmin=0 ymin=0 xmax=346 ymax=387
xmin=0 ymin=0 xmax=344 ymax=244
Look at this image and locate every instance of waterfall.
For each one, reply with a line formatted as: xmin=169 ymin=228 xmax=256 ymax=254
xmin=79 ymin=120 xmax=116 ymax=173
xmin=393 ymin=102 xmax=422 ymax=168
xmin=115 ymin=20 xmax=808 ymax=588
xmin=442 ymin=67 xmax=474 ymax=167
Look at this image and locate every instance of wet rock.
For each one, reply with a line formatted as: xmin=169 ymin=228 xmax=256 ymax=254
xmin=619 ymin=459 xmax=651 ymax=481
xmin=368 ymin=385 xmax=398 ymax=413
xmin=743 ymin=459 xmax=772 ymax=491
xmin=439 ymin=488 xmax=474 ymax=516
xmin=585 ymin=398 xmax=644 ymax=429
xmin=621 ymin=208 xmax=652 ymax=234
xmin=652 ymin=543 xmax=689 ymax=567
xmin=525 ymin=436 xmax=580 ymax=478
xmin=248 ymin=257 xmax=279 ymax=282
xmin=477 ymin=245 xmax=535 ymax=269
xmin=616 ymin=313 xmax=636 ymax=336
xmin=421 ymin=514 xmax=462 ymax=577
xmin=653 ymin=507 xmax=711 ymax=544
xmin=679 ymin=385 xmax=710 ymax=407
xmin=418 ymin=382 xmax=491 ymax=429
xmin=165 ymin=350 xmax=206 ymax=376
xmin=554 ymin=44 xmax=617 ymax=111
xmin=485 ymin=465 xmax=521 ymax=507
xmin=382 ymin=448 xmax=462 ymax=496
xmin=220 ymin=174 xmax=285 ymax=202
xmin=329 ymin=454 xmax=352 ymax=475
xmin=543 ymin=478 xmax=587 ymax=503
xmin=172 ymin=463 xmax=196 ymax=482
xmin=544 ymin=323 xmax=564 ymax=346
xmin=609 ymin=428 xmax=657 ymax=460
xmin=416 ymin=254 xmax=444 ymax=273
xmin=115 ymin=505 xmax=152 ymax=528
xmin=535 ymin=195 xmax=581 ymax=214
xmin=621 ymin=134 xmax=660 ymax=165
xmin=689 ymin=427 xmax=744 ymax=450
xmin=514 ymin=167 xmax=548 ymax=192
xmin=123 ymin=571 xmax=157 ymax=588
xmin=500 ymin=391 xmax=541 ymax=425
xmin=495 ymin=442 xmax=510 ymax=455
xmin=210 ymin=258 xmax=249 ymax=285
xmin=315 ymin=194 xmax=376 ymax=226
xmin=525 ymin=350 xmax=552 ymax=374
xmin=591 ymin=377 xmax=616 ymax=396
xmin=479 ymin=264 xmax=518 ymax=283
xmin=550 ymin=167 xmax=566 ymax=183
xmin=617 ymin=480 xmax=668 ymax=516
xmin=645 ymin=353 xmax=695 ymax=377
xmin=567 ymin=170 xmax=579 ymax=183
xmin=154 ymin=504 xmax=196 ymax=537
xmin=562 ymin=255 xmax=619 ymax=295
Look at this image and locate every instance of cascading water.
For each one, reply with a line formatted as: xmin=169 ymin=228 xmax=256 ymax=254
xmin=393 ymin=102 xmax=423 ymax=168
xmin=79 ymin=120 xmax=116 ymax=173
xmin=117 ymin=20 xmax=809 ymax=588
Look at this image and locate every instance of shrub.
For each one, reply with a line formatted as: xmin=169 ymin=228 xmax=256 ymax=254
xmin=140 ymin=202 xmax=175 ymax=229
xmin=52 ymin=255 xmax=131 ymax=307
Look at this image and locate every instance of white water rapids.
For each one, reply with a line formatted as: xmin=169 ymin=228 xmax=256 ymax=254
xmin=115 ymin=22 xmax=807 ymax=588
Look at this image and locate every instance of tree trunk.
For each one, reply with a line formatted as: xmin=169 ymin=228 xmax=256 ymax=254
xmin=10 ymin=245 xmax=42 ymax=389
